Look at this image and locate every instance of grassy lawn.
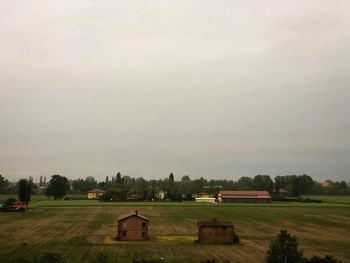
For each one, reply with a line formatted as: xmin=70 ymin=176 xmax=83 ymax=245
xmin=27 ymin=200 xmax=350 ymax=208
xmin=0 ymin=203 xmax=350 ymax=263
xmin=3 ymin=195 xmax=350 ymax=208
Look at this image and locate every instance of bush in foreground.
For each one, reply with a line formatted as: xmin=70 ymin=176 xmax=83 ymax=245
xmin=9 ymin=253 xmax=65 ymax=263
xmin=305 ymin=255 xmax=342 ymax=263
xmin=265 ymin=230 xmax=304 ymax=263
xmin=265 ymin=230 xmax=342 ymax=263
xmin=233 ymin=231 xmax=240 ymax=244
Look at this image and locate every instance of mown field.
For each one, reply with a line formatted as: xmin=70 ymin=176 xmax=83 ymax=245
xmin=303 ymin=195 xmax=350 ymax=204
xmin=0 ymin=195 xmax=350 ymax=263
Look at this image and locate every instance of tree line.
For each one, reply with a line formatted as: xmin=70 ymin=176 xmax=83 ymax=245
xmin=1 ymin=173 xmax=348 ymax=201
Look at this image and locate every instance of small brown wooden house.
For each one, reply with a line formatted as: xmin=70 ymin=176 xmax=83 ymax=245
xmin=117 ymin=210 xmax=149 ymax=241
xmin=197 ymin=219 xmax=234 ymax=244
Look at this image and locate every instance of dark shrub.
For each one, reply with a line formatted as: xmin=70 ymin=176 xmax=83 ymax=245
xmin=132 ymin=260 xmax=162 ymax=263
xmin=233 ymin=231 xmax=240 ymax=244
xmin=90 ymin=252 xmax=110 ymax=263
xmin=265 ymin=230 xmax=304 ymax=263
xmin=306 ymin=255 xmax=342 ymax=263
xmin=5 ymin=198 xmax=16 ymax=209
xmin=35 ymin=253 xmax=66 ymax=263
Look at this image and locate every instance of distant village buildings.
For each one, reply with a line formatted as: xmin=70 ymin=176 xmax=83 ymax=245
xmin=117 ymin=210 xmax=149 ymax=241
xmin=321 ymin=180 xmax=331 ymax=188
xmin=156 ymin=191 xmax=166 ymax=200
xmin=195 ymin=192 xmax=216 ymax=203
xmin=127 ymin=191 xmax=143 ymax=201
xmin=197 ymin=219 xmax=235 ymax=243
xmin=218 ymin=191 xmax=271 ymax=203
xmin=87 ymin=189 xmax=106 ymax=199
xmin=10 ymin=201 xmax=26 ymax=211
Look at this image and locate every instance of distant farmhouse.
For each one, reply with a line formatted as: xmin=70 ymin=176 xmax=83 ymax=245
xmin=11 ymin=201 xmax=26 ymax=211
xmin=157 ymin=191 xmax=166 ymax=200
xmin=117 ymin=210 xmax=149 ymax=241
xmin=198 ymin=192 xmax=209 ymax=198
xmin=197 ymin=219 xmax=235 ymax=243
xmin=195 ymin=192 xmax=216 ymax=203
xmin=218 ymin=190 xmax=271 ymax=203
xmin=87 ymin=189 xmax=106 ymax=200
xmin=127 ymin=191 xmax=143 ymax=201
xmin=321 ymin=180 xmax=331 ymax=188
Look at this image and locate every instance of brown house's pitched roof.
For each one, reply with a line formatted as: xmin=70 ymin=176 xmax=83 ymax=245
xmin=88 ymin=188 xmax=106 ymax=194
xmin=118 ymin=210 xmax=149 ymax=222
xmin=219 ymin=191 xmax=271 ymax=197
xmin=198 ymin=219 xmax=233 ymax=227
xmin=11 ymin=201 xmax=26 ymax=206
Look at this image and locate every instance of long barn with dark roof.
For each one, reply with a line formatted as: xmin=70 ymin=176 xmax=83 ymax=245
xmin=218 ymin=190 xmax=272 ymax=203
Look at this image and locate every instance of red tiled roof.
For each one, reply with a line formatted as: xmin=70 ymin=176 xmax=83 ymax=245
xmin=223 ymin=196 xmax=271 ymax=199
xmin=118 ymin=211 xmax=149 ymax=222
xmin=88 ymin=189 xmax=106 ymax=193
xmin=198 ymin=219 xmax=233 ymax=227
xmin=11 ymin=202 xmax=26 ymax=208
xmin=219 ymin=191 xmax=271 ymax=197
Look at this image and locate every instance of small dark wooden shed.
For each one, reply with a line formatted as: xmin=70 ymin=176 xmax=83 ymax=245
xmin=117 ymin=210 xmax=149 ymax=241
xmin=197 ymin=219 xmax=234 ymax=244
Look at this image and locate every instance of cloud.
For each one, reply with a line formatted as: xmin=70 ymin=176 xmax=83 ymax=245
xmin=0 ymin=0 xmax=349 ymax=181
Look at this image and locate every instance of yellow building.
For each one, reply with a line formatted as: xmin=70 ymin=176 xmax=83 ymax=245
xmin=197 ymin=192 xmax=209 ymax=198
xmin=87 ymin=189 xmax=106 ymax=199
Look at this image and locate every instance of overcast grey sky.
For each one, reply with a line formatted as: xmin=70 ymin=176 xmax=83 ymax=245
xmin=1 ymin=0 xmax=349 ymax=182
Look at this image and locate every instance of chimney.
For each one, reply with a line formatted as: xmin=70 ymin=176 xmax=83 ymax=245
xmin=135 ymin=210 xmax=138 ymax=215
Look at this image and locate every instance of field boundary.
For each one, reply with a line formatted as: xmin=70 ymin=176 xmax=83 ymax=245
xmin=29 ymin=203 xmax=350 ymax=209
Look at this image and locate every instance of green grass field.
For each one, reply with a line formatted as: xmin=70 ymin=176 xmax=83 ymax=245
xmin=2 ymin=195 xmax=350 ymax=208
xmin=303 ymin=195 xmax=350 ymax=204
xmin=0 ymin=196 xmax=350 ymax=263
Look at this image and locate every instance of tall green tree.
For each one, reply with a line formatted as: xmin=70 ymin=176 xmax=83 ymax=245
xmin=265 ymin=230 xmax=304 ymax=263
xmin=192 ymin=177 xmax=207 ymax=193
xmin=116 ymin=172 xmax=122 ymax=184
xmin=236 ymin=176 xmax=254 ymax=190
xmin=291 ymin=175 xmax=314 ymax=196
xmin=18 ymin=179 xmax=31 ymax=209
xmin=0 ymin=174 xmax=10 ymax=194
xmin=274 ymin=176 xmax=286 ymax=194
xmin=72 ymin=176 xmax=97 ymax=193
xmin=169 ymin=173 xmax=174 ymax=182
xmin=253 ymin=175 xmax=274 ymax=193
xmin=180 ymin=175 xmax=192 ymax=194
xmin=46 ymin=175 xmax=70 ymax=200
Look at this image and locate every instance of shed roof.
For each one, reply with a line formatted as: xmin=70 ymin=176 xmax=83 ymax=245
xmin=222 ymin=196 xmax=271 ymax=199
xmin=118 ymin=210 xmax=149 ymax=222
xmin=219 ymin=191 xmax=270 ymax=197
xmin=198 ymin=219 xmax=233 ymax=227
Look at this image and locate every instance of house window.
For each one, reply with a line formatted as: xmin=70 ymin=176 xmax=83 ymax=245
xmin=142 ymin=222 xmax=146 ymax=228
xmin=122 ymin=231 xmax=126 ymax=237
xmin=142 ymin=232 xmax=145 ymax=238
